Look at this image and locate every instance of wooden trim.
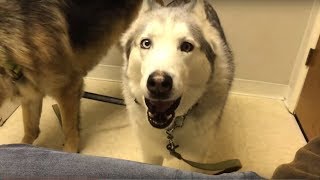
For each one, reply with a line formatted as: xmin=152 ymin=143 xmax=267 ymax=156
xmin=285 ymin=0 xmax=320 ymax=112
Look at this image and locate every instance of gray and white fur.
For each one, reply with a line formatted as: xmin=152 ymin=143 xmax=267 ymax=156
xmin=121 ymin=0 xmax=234 ymax=168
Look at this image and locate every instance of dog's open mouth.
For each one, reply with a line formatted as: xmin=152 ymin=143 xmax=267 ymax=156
xmin=145 ymin=97 xmax=181 ymax=129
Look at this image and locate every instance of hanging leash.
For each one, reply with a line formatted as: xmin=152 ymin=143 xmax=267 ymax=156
xmin=166 ymin=113 xmax=242 ymax=174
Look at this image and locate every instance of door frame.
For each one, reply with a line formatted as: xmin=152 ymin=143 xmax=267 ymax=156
xmin=285 ymin=0 xmax=320 ymax=112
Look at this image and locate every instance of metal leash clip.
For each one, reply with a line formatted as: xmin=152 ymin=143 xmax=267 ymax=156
xmin=165 ymin=115 xmax=186 ymax=159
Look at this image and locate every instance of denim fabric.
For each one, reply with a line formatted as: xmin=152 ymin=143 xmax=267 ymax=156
xmin=0 ymin=144 xmax=263 ymax=179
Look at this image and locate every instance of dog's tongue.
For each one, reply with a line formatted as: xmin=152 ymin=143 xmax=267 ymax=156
xmin=145 ymin=99 xmax=174 ymax=113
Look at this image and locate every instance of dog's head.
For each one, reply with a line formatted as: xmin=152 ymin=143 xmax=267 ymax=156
xmin=122 ymin=0 xmax=228 ymax=129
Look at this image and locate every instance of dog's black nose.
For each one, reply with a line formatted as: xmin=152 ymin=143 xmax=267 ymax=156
xmin=147 ymin=71 xmax=173 ymax=99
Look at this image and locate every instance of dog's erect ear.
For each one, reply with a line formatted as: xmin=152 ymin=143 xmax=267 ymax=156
xmin=184 ymin=0 xmax=206 ymax=19
xmin=140 ymin=0 xmax=163 ymax=13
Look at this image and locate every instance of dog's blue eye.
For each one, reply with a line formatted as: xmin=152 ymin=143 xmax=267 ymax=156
xmin=180 ymin=42 xmax=194 ymax=52
xmin=140 ymin=39 xmax=152 ymax=49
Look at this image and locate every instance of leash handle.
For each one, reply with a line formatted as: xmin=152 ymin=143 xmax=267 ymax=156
xmin=165 ymin=106 xmax=241 ymax=174
xmin=169 ymin=148 xmax=242 ymax=173
xmin=166 ymin=126 xmax=242 ymax=174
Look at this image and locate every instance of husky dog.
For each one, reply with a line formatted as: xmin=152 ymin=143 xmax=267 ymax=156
xmin=121 ymin=0 xmax=234 ymax=166
xmin=0 ymin=0 xmax=144 ymax=152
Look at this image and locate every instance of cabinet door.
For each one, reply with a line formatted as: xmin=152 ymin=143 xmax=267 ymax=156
xmin=295 ymin=36 xmax=320 ymax=141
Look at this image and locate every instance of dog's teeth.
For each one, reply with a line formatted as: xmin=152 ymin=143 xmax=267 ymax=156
xmin=148 ymin=111 xmax=154 ymax=117
xmin=153 ymin=120 xmax=162 ymax=125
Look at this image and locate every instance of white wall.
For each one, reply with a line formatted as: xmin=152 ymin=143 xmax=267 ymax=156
xmin=99 ymin=45 xmax=123 ymax=66
xmin=210 ymin=0 xmax=314 ymax=85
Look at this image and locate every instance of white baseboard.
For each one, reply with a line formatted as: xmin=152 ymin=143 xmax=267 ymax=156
xmin=231 ymin=79 xmax=288 ymax=100
xmin=87 ymin=64 xmax=288 ymax=100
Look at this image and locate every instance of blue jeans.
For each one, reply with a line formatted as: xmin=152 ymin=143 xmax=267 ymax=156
xmin=0 ymin=144 xmax=262 ymax=179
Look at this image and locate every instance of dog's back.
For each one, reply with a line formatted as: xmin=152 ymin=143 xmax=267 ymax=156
xmin=66 ymin=0 xmax=143 ymax=71
xmin=0 ymin=0 xmax=143 ymax=75
xmin=0 ymin=0 xmax=143 ymax=99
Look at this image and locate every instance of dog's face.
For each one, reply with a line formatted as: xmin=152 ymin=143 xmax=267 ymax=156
xmin=122 ymin=0 xmax=224 ymax=129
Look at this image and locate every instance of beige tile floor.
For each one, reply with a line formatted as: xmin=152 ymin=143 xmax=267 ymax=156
xmin=0 ymin=78 xmax=306 ymax=178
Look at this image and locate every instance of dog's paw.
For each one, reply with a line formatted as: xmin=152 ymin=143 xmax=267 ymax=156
xmin=63 ymin=137 xmax=80 ymax=153
xmin=21 ymin=135 xmax=37 ymax=144
xmin=63 ymin=144 xmax=79 ymax=153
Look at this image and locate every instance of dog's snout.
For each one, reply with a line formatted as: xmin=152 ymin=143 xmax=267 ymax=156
xmin=147 ymin=71 xmax=173 ymax=98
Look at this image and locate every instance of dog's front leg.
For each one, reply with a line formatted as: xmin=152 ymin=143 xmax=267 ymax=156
xmin=56 ymin=93 xmax=81 ymax=153
xmin=55 ymin=79 xmax=83 ymax=153
xmin=21 ymin=94 xmax=43 ymax=144
xmin=137 ymin=131 xmax=165 ymax=165
xmin=142 ymin=152 xmax=164 ymax=165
